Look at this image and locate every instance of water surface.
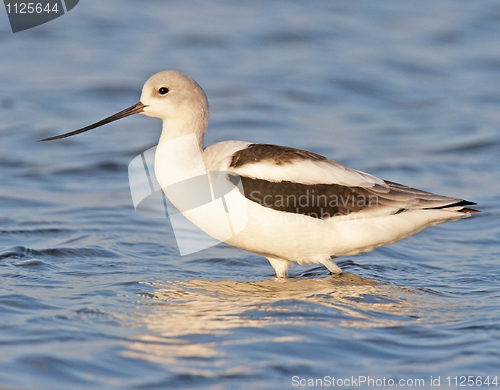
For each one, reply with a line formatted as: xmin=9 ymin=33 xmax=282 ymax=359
xmin=1 ymin=1 xmax=499 ymax=389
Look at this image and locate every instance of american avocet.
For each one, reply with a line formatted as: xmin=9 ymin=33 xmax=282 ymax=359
xmin=40 ymin=70 xmax=479 ymax=277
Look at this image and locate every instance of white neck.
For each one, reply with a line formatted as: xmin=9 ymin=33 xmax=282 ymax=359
xmin=158 ymin=101 xmax=208 ymax=151
xmin=154 ymin=104 xmax=209 ymax=190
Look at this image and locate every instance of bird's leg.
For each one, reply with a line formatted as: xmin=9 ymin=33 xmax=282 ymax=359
xmin=266 ymin=257 xmax=293 ymax=277
xmin=320 ymin=258 xmax=343 ymax=274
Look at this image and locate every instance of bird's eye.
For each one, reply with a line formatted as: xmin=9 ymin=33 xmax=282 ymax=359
xmin=158 ymin=87 xmax=169 ymax=95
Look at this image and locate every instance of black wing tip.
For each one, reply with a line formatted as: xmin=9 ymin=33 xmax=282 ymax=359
xmin=450 ymin=200 xmax=477 ymax=207
xmin=460 ymin=208 xmax=481 ymax=214
xmin=437 ymin=200 xmax=480 ymax=213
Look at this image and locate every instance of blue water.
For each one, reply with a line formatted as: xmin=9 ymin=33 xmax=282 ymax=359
xmin=1 ymin=1 xmax=500 ymax=389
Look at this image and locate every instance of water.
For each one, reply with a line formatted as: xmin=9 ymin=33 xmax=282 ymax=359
xmin=1 ymin=0 xmax=500 ymax=389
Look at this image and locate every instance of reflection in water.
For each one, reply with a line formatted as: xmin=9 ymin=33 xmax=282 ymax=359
xmin=123 ymin=274 xmax=424 ymax=365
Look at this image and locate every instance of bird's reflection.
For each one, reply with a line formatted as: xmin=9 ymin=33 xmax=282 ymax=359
xmin=123 ymin=272 xmax=424 ymax=365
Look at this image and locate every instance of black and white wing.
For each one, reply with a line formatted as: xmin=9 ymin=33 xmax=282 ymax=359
xmin=222 ymin=143 xmax=478 ymax=219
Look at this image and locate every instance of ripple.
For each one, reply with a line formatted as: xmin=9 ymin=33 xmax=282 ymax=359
xmin=432 ymin=138 xmax=500 ymax=154
xmin=257 ymin=30 xmax=321 ymax=45
xmin=52 ymin=160 xmax=127 ymax=176
xmin=13 ymin=260 xmax=52 ymax=269
xmin=0 ymin=228 xmax=70 ymax=236
xmin=329 ymin=78 xmax=389 ymax=98
xmin=0 ymin=246 xmax=119 ymax=261
xmin=0 ymin=294 xmax=58 ymax=312
xmin=176 ymin=33 xmax=228 ymax=47
xmin=186 ymin=256 xmax=261 ymax=268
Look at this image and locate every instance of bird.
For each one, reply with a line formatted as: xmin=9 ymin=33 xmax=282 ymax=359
xmin=39 ymin=70 xmax=479 ymax=277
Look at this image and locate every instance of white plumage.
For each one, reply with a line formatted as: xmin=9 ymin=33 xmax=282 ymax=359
xmin=40 ymin=70 xmax=479 ymax=277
